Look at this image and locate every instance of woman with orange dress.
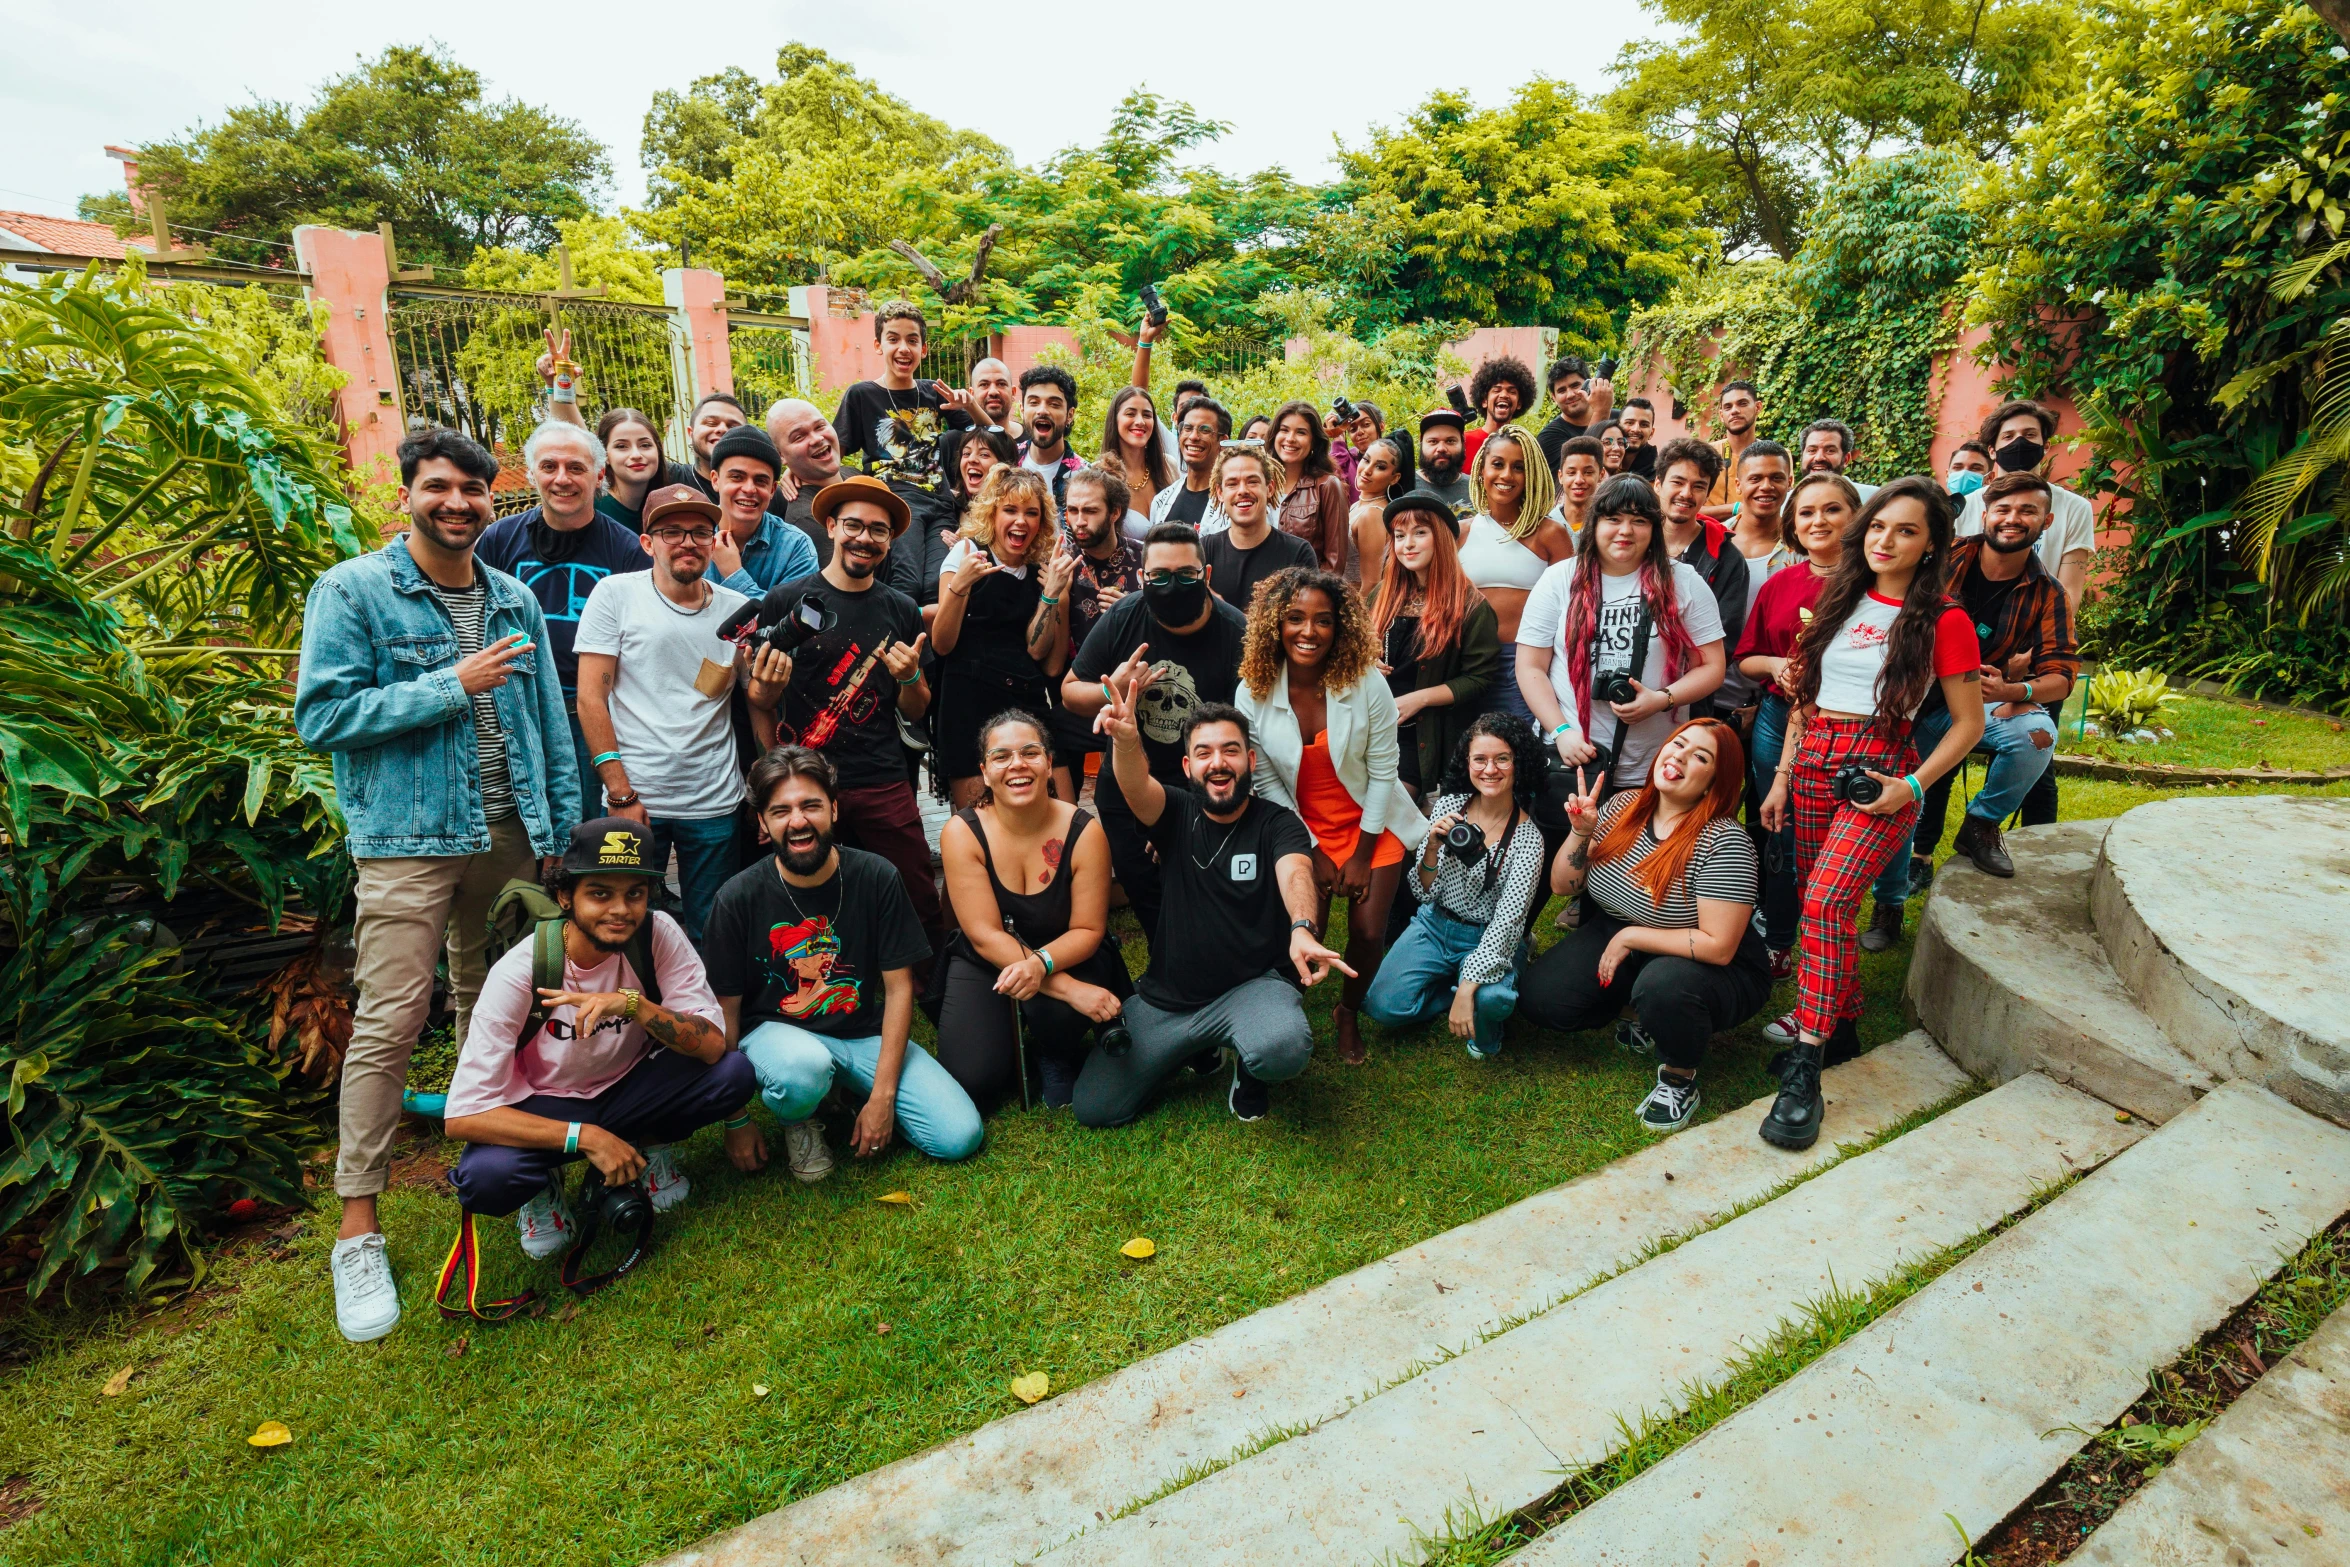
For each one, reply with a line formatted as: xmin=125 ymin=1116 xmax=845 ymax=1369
xmin=1235 ymin=566 xmax=1427 ymax=1063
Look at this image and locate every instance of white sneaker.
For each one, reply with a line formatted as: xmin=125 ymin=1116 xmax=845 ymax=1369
xmin=516 ymin=1185 xmax=575 ymax=1261
xmin=1762 ymin=1011 xmax=1801 ymax=1048
xmin=642 ymin=1146 xmax=690 ymax=1213
xmin=330 ymin=1232 xmax=400 ymax=1343
xmin=783 ymin=1119 xmax=835 ymax=1184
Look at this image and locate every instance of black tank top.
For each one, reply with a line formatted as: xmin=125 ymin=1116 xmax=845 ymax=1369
xmin=949 ymin=805 xmax=1095 ymax=958
xmin=952 ymin=550 xmax=1048 ymax=686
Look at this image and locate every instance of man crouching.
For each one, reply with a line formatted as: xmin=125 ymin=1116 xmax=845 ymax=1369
xmin=445 ymin=817 xmax=755 ymax=1256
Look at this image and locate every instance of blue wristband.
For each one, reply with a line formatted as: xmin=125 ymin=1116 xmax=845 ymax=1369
xmin=563 ymin=1122 xmax=581 ymax=1154
xmin=1040 ymin=950 xmax=1055 ymax=976
xmin=1904 ymin=774 xmax=1924 ymax=804
xmin=589 ymin=750 xmax=621 ymax=768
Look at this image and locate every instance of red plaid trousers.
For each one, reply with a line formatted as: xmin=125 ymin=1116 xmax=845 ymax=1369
xmin=1791 ymin=714 xmax=1918 ymax=1037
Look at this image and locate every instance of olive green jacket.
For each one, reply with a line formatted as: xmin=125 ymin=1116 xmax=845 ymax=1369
xmin=1369 ymin=588 xmax=1502 ymax=787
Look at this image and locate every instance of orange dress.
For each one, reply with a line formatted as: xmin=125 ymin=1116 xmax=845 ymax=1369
xmin=1294 ymin=733 xmax=1405 ymax=868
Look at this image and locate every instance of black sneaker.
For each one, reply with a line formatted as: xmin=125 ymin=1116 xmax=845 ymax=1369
xmin=1859 ymin=898 xmax=1904 ymax=953
xmin=1909 ymin=855 xmax=1935 ymax=896
xmin=1038 ymin=1053 xmax=1079 ymax=1110
xmin=1759 ymin=1044 xmax=1826 ymax=1150
xmin=1615 ymin=1017 xmax=1659 ymax=1057
xmin=1637 ymin=1068 xmax=1700 ymax=1133
xmin=1228 ymin=1059 xmax=1269 ymax=1122
xmin=1953 ymin=814 xmax=2015 ymax=878
xmin=1186 ymin=1046 xmax=1225 ymax=1078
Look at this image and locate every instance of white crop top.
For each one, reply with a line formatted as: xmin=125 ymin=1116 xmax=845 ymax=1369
xmin=1813 ymin=593 xmax=1979 ymax=718
xmin=1458 ymin=515 xmax=1549 ymax=591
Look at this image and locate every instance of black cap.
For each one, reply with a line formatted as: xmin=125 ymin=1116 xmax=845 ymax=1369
xmin=1418 ymin=407 xmax=1467 ymax=434
xmin=564 ymin=817 xmax=663 ymax=878
xmin=709 ymin=424 xmax=781 ymax=476
xmin=1383 ymin=488 xmax=1461 ymax=536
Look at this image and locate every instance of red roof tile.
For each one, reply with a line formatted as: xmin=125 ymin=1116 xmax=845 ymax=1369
xmin=0 ymin=211 xmax=143 ymax=259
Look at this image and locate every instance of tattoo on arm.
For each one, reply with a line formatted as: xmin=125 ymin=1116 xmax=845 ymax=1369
xmin=642 ymin=1005 xmax=723 ymax=1056
xmin=1569 ymin=839 xmax=1590 ymax=871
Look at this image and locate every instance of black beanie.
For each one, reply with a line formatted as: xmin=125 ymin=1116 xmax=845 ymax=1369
xmin=709 ymin=425 xmax=780 ymax=475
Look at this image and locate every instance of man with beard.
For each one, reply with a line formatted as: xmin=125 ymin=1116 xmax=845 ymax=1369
xmin=1618 ymin=396 xmax=1659 ymax=479
xmin=295 ymin=428 xmax=578 ymax=1343
xmin=1462 ymin=355 xmax=1538 ymax=467
xmin=1705 ymin=381 xmax=1761 ymax=513
xmin=709 ymin=747 xmax=983 ymax=1176
xmin=1147 ymin=398 xmax=1233 ymax=532
xmin=477 ymin=422 xmax=653 ymax=814
xmin=1050 ymin=466 xmax=1146 ymax=765
xmin=1417 ymin=408 xmax=1473 ymax=515
xmin=1655 ymin=437 xmax=1754 ymax=671
xmin=746 ymin=477 xmax=939 ymax=972
xmin=445 ymin=817 xmax=753 ymax=1255
xmin=970 ymin=356 xmax=1023 ymax=439
xmin=1201 ymin=444 xmax=1315 ymax=611
xmin=575 ymin=486 xmax=752 ymax=946
xmin=1797 ymin=417 xmax=1877 ymax=502
xmin=1072 ymin=698 xmax=1352 ymax=1126
xmin=703 ymin=426 xmax=819 ymax=600
xmin=1062 ymin=522 xmax=1250 ymax=948
xmin=1017 ymin=364 xmax=1084 ymax=503
xmin=1535 ymin=354 xmax=1619 ymax=473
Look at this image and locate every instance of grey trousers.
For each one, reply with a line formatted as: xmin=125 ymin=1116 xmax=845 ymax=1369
xmin=1072 ymin=972 xmax=1313 ymax=1128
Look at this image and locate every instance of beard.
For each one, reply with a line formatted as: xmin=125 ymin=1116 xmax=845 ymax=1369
xmin=1195 ymin=764 xmax=1252 ymax=813
xmin=780 ymin=828 xmax=835 ymax=876
xmin=1422 ymin=451 xmax=1462 ymax=486
xmin=1985 ymin=531 xmax=2036 ymax=554
xmin=568 ymin=913 xmax=637 ymax=954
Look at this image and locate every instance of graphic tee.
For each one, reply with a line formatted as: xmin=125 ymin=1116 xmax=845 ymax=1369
xmin=572 ymin=572 xmax=750 ymax=819
xmin=760 ymin=572 xmax=923 ymax=790
xmin=1068 ymin=593 xmax=1249 ymax=816
xmin=1735 ymin=562 xmax=1831 ymax=696
xmin=477 ymin=509 xmax=652 ymax=689
xmin=1139 ymin=786 xmax=1314 ymax=1012
xmin=832 ymin=381 xmax=971 ymax=493
xmin=1519 ymin=558 xmax=1725 ymax=789
xmin=1811 ymin=593 xmax=1981 ymax=719
xmin=704 ymin=848 xmax=932 ymax=1040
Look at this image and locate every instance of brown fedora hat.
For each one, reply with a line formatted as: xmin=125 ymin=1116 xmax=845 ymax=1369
xmin=811 ymin=474 xmax=912 ymax=539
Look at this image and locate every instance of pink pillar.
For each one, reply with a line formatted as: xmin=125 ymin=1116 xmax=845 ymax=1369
xmin=664 ymin=267 xmax=733 ymax=403
xmin=801 ymin=285 xmax=886 ymax=397
xmin=294 ymin=225 xmax=404 ymax=482
xmin=997 ymin=324 xmax=1080 ymax=381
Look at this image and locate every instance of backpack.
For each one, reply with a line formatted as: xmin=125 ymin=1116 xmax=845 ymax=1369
xmin=484 ymin=879 xmax=664 ymax=1047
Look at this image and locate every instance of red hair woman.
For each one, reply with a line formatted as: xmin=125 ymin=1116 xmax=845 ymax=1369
xmin=1367 ymin=490 xmax=1500 ymax=801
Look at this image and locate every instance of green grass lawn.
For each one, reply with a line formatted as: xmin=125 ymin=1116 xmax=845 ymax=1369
xmin=2054 ymin=683 xmax=2350 ymax=773
xmin=3 ymin=777 xmax=2345 ymax=1566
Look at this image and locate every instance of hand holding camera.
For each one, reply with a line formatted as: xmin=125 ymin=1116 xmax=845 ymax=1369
xmin=1834 ymin=762 xmax=1913 ymax=817
xmin=1602 ymin=674 xmax=1671 ymax=723
xmin=1139 ymin=282 xmax=1170 ymax=328
xmin=1441 ymin=816 xmax=1489 ymax=864
xmin=577 ymin=1123 xmax=646 ymax=1186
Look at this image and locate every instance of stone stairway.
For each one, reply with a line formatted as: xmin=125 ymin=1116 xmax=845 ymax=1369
xmin=660 ymin=796 xmax=2350 ymax=1567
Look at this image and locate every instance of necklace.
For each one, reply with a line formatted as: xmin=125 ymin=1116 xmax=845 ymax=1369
xmin=1189 ymin=808 xmax=1247 ymax=871
xmin=771 ymin=855 xmax=834 ymax=923
xmin=653 ymin=573 xmax=712 ymax=617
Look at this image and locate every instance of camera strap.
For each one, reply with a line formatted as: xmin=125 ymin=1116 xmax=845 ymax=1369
xmin=435 ymin=1209 xmax=541 ymax=1322
xmin=559 ymin=1173 xmax=656 ymax=1296
xmin=1588 ymin=593 xmax=1656 ymax=720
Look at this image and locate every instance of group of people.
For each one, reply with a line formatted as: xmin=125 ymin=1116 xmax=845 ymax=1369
xmin=295 ymin=299 xmax=2088 ymax=1344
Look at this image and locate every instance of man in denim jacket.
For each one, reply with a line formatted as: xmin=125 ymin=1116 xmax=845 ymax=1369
xmin=295 ymin=428 xmax=581 ymax=1343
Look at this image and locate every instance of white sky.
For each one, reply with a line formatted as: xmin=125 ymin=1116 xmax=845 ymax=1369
xmin=0 ymin=0 xmax=1657 ymax=226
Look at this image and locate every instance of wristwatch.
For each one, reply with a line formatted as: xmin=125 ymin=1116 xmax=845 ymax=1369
xmin=1290 ymin=918 xmax=1316 ymax=934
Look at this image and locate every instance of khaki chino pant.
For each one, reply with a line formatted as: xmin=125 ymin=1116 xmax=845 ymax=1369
xmin=336 ymin=817 xmax=537 ymax=1198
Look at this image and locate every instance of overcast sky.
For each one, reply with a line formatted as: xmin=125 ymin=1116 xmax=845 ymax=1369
xmin=1 ymin=0 xmax=1658 ymax=224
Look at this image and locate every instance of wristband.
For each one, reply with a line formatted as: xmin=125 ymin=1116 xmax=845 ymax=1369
xmin=1552 ymin=721 xmax=1578 ymax=740
xmin=1290 ymin=918 xmax=1316 ymax=933
xmin=723 ymin=1114 xmax=754 ymax=1131
xmin=1102 ymin=680 xmax=1117 ymax=706
xmin=896 ymin=670 xmax=922 ymax=686
xmin=590 ymin=750 xmax=621 ymax=767
xmin=1039 ymin=594 xmax=1061 ymax=607
xmin=1039 ymin=950 xmax=1055 ymax=976
xmin=564 ymin=1122 xmax=581 ymax=1154
xmin=548 ymin=386 xmax=578 ymax=405
xmin=1904 ymin=774 xmax=1923 ymax=804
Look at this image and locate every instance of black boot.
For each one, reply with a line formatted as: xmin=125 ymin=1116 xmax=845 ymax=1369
xmin=1760 ymin=1042 xmax=1826 ymax=1150
xmin=1953 ymin=814 xmax=2015 ymax=878
xmin=1858 ymin=897 xmax=1904 ymax=953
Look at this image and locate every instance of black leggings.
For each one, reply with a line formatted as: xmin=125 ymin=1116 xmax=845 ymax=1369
xmin=1516 ymin=909 xmax=1772 ymax=1073
xmin=935 ymin=949 xmax=1131 ymax=1114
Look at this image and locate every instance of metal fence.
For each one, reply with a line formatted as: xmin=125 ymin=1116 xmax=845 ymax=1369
xmin=1175 ymin=328 xmax=1281 ymax=379
xmin=728 ymin=310 xmax=813 ymax=421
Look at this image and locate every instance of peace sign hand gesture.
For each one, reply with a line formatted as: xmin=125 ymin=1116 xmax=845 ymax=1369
xmin=1097 ymin=666 xmax=1144 ymax=747
xmin=537 ymin=327 xmax=579 ymax=391
xmin=1563 ymin=766 xmax=1604 ymax=839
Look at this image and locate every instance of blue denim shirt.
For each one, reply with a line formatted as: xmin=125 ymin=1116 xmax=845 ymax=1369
xmin=706 ymin=509 xmax=819 ymax=600
xmin=295 ymin=537 xmax=582 ymax=860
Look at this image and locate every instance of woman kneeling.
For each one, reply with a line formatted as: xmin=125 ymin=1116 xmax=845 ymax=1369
xmin=936 ymin=710 xmax=1133 ymax=1111
xmin=1517 ymin=718 xmax=1770 ymax=1133
xmin=1362 ymin=715 xmax=1548 ymax=1059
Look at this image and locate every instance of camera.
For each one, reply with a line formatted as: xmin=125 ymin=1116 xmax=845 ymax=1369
xmin=765 ymin=594 xmax=829 ymax=656
xmin=1595 ymin=354 xmax=1619 ymax=380
xmin=1831 ymin=763 xmax=1884 ymax=807
xmin=1447 ymin=384 xmax=1472 ymax=416
xmin=1442 ymin=817 xmax=1488 ymax=863
xmin=1333 ymin=395 xmax=1358 ymax=423
xmin=559 ymin=1163 xmax=657 ymax=1294
xmin=1594 ymin=669 xmax=1640 ymax=706
xmin=1097 ymin=1022 xmax=1132 ymax=1058
xmin=1139 ymin=282 xmax=1169 ymax=327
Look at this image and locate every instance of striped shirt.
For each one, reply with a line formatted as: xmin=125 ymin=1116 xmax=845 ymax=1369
xmin=1408 ymin=794 xmax=1547 ymax=987
xmin=1584 ymin=793 xmax=1756 ymax=930
xmin=430 ymin=577 xmax=516 ymax=823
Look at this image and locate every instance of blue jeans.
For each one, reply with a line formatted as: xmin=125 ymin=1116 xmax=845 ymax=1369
xmin=1910 ymin=704 xmax=2059 ymax=829
xmin=647 ymin=813 xmax=740 ymax=948
xmin=1752 ymin=695 xmax=1911 ymax=944
xmin=1361 ymin=905 xmax=1525 ymax=1057
xmin=738 ymin=1020 xmax=983 ymax=1161
xmin=567 ymin=708 xmax=604 ymax=823
xmin=1493 ymin=642 xmax=1536 ymax=728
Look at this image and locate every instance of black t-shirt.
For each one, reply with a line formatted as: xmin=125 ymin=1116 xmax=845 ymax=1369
xmin=1164 ymin=483 xmax=1211 ymax=527
xmin=475 ymin=509 xmax=652 ymax=689
xmin=1203 ymin=527 xmax=1316 ymax=612
xmin=1139 ymin=787 xmax=1313 ymax=1011
xmin=761 ymin=572 xmax=923 ymax=789
xmin=832 ymin=381 xmax=971 ymax=493
xmin=1920 ymin=565 xmax=2023 ymax=719
xmin=1536 ymin=416 xmax=1587 ymax=475
xmin=704 ymin=848 xmax=930 ymax=1040
xmin=1069 ymin=593 xmax=1250 ymax=813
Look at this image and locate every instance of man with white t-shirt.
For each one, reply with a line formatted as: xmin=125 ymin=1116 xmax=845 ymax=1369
xmin=1954 ymin=399 xmax=2095 ymax=609
xmin=575 ymin=484 xmax=752 ymax=946
xmin=1798 ymin=418 xmax=1877 ymax=502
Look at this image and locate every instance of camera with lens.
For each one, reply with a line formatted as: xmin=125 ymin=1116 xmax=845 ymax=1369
xmin=1441 ymin=817 xmax=1488 ymax=863
xmin=559 ymin=1163 xmax=657 ymax=1294
xmin=1595 ymin=354 xmax=1619 ymax=380
xmin=1594 ymin=669 xmax=1640 ymax=706
xmin=1831 ymin=763 xmax=1884 ymax=807
xmin=1097 ymin=1021 xmax=1132 ymax=1058
xmin=1333 ymin=395 xmax=1358 ymax=422
xmin=765 ymin=593 xmax=829 ymax=656
xmin=1139 ymin=282 xmax=1169 ymax=327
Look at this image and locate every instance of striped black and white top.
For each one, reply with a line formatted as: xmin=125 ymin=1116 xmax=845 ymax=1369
xmin=1583 ymin=793 xmax=1756 ymax=930
xmin=431 ymin=577 xmax=516 ymax=823
xmin=1408 ymin=793 xmax=1548 ymax=987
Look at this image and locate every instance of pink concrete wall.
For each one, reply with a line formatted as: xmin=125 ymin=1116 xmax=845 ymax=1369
xmin=1446 ymin=326 xmax=1554 ymax=382
xmin=996 ymin=324 xmax=1081 ymax=382
xmin=1615 ymin=356 xmax=1694 ymax=447
xmin=663 ymin=267 xmax=732 ymax=401
xmin=293 ymin=225 xmax=404 ymax=483
xmin=803 ymin=285 xmax=890 ymax=397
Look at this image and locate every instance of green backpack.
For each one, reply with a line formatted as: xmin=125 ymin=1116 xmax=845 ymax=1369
xmin=484 ymin=879 xmax=664 ymax=1045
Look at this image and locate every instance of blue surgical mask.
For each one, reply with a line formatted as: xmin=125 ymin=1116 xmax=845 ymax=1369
xmin=1946 ymin=469 xmax=1985 ymax=496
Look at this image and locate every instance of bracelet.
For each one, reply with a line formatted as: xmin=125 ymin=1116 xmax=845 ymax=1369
xmin=1039 ymin=950 xmax=1056 ymax=976
xmin=1101 ymin=680 xmax=1117 ymax=706
xmin=723 ymin=1114 xmax=754 ymax=1131
xmin=621 ymin=987 xmax=641 ymax=1023
xmin=564 ymin=1122 xmax=581 ymax=1154
xmin=1904 ymin=774 xmax=1924 ymax=804
xmin=1039 ymin=594 xmax=1061 ymax=607
xmin=1290 ymin=918 xmax=1316 ymax=933
xmin=896 ymin=670 xmax=923 ymax=686
xmin=590 ymin=750 xmax=621 ymax=767
xmin=548 ymin=386 xmax=578 ymax=405
xmin=1552 ymin=721 xmax=1578 ymax=740
xmin=607 ymin=789 xmax=640 ymax=807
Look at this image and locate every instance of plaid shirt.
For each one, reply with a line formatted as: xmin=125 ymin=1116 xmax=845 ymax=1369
xmin=1946 ymin=537 xmax=2079 ymax=685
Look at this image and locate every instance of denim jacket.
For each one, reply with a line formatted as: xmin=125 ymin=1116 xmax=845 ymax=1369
xmin=295 ymin=538 xmax=581 ymax=860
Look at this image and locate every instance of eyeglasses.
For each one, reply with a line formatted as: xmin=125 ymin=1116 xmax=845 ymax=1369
xmin=649 ymin=526 xmax=717 ymax=545
xmin=1467 ymin=756 xmax=1514 ymax=772
xmin=983 ymin=744 xmax=1050 ymax=766
xmin=1142 ymin=568 xmax=1204 ymax=588
xmin=834 ymin=518 xmax=895 ymax=540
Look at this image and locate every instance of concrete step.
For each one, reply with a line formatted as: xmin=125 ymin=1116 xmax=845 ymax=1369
xmin=2071 ymin=1298 xmax=2350 ymax=1565
xmin=1035 ymin=1072 xmax=2139 ymax=1567
xmin=1909 ymin=819 xmax=2214 ymax=1123
xmin=1517 ymin=1080 xmax=2350 ymax=1567
xmin=657 ymin=1036 xmax=1970 ymax=1567
xmin=2092 ymin=794 xmax=2350 ymax=1125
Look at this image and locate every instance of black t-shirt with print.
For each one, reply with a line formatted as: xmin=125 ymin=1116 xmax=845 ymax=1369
xmin=1068 ymin=592 xmax=1250 ymax=817
xmin=1139 ymin=786 xmax=1314 ymax=1012
xmin=760 ymin=572 xmax=923 ymax=790
xmin=832 ymin=381 xmax=972 ymax=494
xmin=704 ymin=848 xmax=930 ymax=1040
xmin=1203 ymin=526 xmax=1316 ymax=612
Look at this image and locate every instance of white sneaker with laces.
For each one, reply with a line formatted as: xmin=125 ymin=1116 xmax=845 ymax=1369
xmin=1637 ymin=1068 xmax=1702 ymax=1134
xmin=516 ymin=1184 xmax=575 ymax=1261
xmin=783 ymin=1119 xmax=835 ymax=1184
xmin=642 ymin=1145 xmax=690 ymax=1213
xmin=330 ymin=1232 xmax=401 ymax=1343
xmin=1762 ymin=1011 xmax=1801 ymax=1048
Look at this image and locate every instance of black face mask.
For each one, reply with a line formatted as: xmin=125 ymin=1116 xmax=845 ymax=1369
xmin=1144 ymin=578 xmax=1209 ymax=625
xmin=1995 ymin=437 xmax=2046 ymax=473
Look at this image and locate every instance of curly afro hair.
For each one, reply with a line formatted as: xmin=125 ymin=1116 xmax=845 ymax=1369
xmin=1468 ymin=356 xmax=1538 ymax=421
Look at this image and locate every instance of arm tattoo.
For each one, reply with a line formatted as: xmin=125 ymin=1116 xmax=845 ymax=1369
xmin=642 ymin=1005 xmax=722 ymax=1056
xmin=1569 ymin=839 xmax=1590 ymax=870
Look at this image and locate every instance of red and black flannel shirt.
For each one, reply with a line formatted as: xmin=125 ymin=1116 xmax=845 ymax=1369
xmin=1947 ymin=536 xmax=2080 ymax=687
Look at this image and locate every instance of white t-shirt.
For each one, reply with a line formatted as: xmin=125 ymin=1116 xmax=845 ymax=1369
xmin=941 ymin=536 xmax=1030 ymax=580
xmin=1957 ymin=484 xmax=2096 ymax=581
xmin=1520 ymin=557 xmax=1725 ymax=789
xmin=443 ymin=911 xmax=724 ymax=1118
xmin=1814 ymin=592 xmax=1980 ymax=718
xmin=573 ymin=572 xmax=750 ymax=819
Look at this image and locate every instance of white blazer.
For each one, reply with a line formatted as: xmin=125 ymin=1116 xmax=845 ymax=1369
xmin=1237 ymin=667 xmax=1429 ymax=854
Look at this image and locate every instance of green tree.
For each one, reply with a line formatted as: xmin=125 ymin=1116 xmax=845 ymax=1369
xmin=82 ymin=45 xmax=609 ymax=267
xmin=1610 ymin=0 xmax=2077 ymax=257
xmin=1323 ymin=80 xmax=1710 ymax=349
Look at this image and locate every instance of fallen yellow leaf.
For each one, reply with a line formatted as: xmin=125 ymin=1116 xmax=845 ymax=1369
xmin=878 ymin=1191 xmax=914 ymax=1206
xmin=1010 ymin=1372 xmax=1050 ymax=1404
xmin=100 ymin=1365 xmax=135 ymax=1398
xmin=1119 ymin=1236 xmax=1156 ymax=1260
xmin=752 ymin=1384 xmax=771 ymax=1399
xmin=247 ymin=1420 xmax=293 ymax=1449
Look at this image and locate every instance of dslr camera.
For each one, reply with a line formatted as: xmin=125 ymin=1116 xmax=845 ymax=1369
xmin=1333 ymin=395 xmax=1358 ymax=423
xmin=1139 ymin=282 xmax=1169 ymax=328
xmin=1831 ymin=763 xmax=1884 ymax=807
xmin=1594 ymin=669 xmax=1640 ymax=706
xmin=1441 ymin=817 xmax=1488 ymax=863
xmin=1595 ymin=354 xmax=1619 ymax=380
xmin=559 ymin=1163 xmax=657 ymax=1294
xmin=765 ymin=594 xmax=830 ymax=656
